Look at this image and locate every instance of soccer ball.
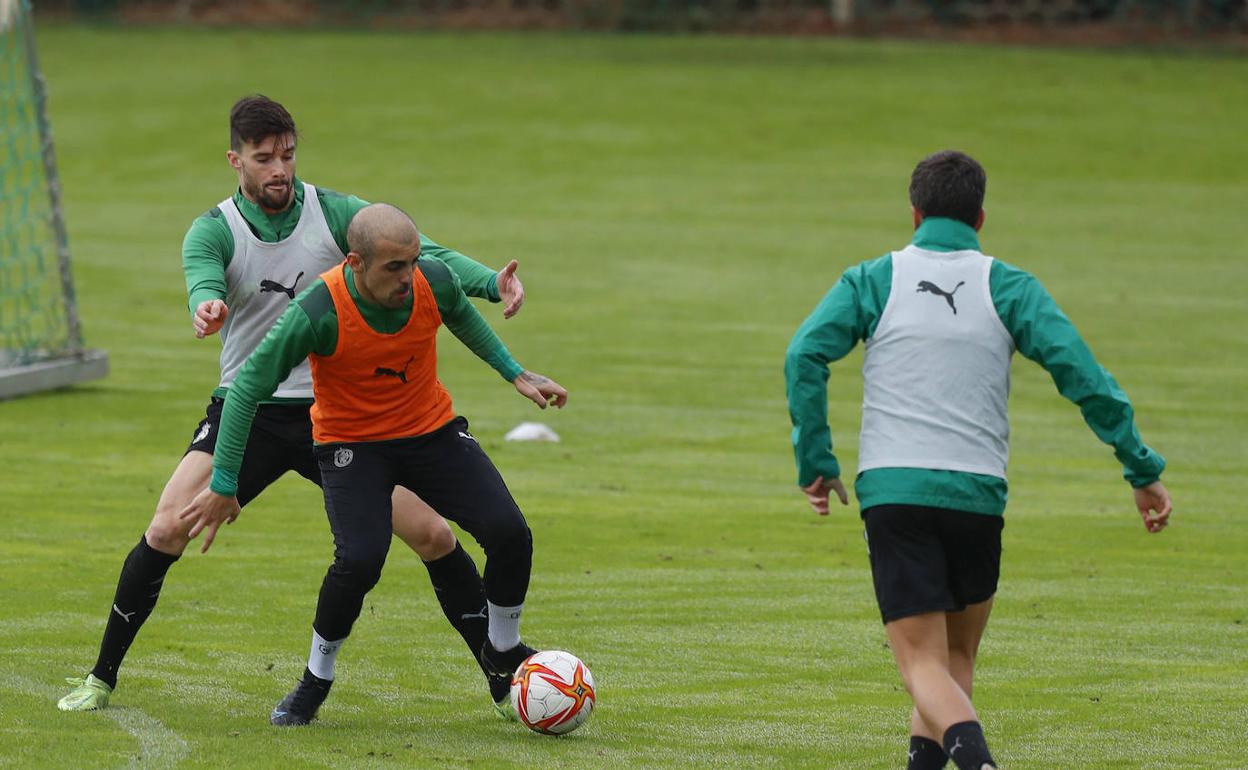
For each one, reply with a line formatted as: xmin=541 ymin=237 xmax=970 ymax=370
xmin=510 ymin=649 xmax=596 ymax=735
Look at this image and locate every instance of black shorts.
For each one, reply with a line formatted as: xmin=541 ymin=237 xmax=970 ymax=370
xmin=863 ymin=504 xmax=1004 ymax=624
xmin=186 ymin=397 xmax=321 ymax=507
xmin=316 ymin=416 xmax=532 ymax=607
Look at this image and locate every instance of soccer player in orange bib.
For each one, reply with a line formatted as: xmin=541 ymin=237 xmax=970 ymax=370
xmin=179 ymin=203 xmax=567 ymax=726
xmin=57 ymin=96 xmax=528 ymax=719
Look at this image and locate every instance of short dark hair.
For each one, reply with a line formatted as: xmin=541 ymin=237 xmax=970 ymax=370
xmin=908 ymin=150 xmax=986 ymax=227
xmin=229 ymin=95 xmax=297 ymax=152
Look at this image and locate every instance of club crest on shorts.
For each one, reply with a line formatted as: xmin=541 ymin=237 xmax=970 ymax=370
xmin=193 ymin=423 xmax=211 ymax=444
xmin=333 ymin=447 xmax=354 ymax=468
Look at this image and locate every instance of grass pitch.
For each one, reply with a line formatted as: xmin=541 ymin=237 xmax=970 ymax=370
xmin=1 ymin=27 xmax=1245 ymax=769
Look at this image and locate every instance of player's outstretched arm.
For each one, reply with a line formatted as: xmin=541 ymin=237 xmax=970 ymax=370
xmin=178 ymin=488 xmax=241 ymax=553
xmin=1134 ymin=480 xmax=1171 ymax=533
xmin=513 ymin=370 xmax=567 ymax=410
xmin=800 ymin=475 xmax=849 ymax=516
xmin=182 ymin=295 xmax=319 ymax=555
xmin=193 ymin=299 xmax=229 ymax=339
xmin=419 ymin=233 xmax=524 ymax=315
xmin=991 ymin=263 xmax=1166 ymax=486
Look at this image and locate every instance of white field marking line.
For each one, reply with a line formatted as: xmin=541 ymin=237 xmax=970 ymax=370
xmin=1 ymin=672 xmax=190 ymax=769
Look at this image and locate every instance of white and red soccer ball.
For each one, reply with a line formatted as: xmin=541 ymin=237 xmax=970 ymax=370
xmin=510 ymin=649 xmax=595 ymax=735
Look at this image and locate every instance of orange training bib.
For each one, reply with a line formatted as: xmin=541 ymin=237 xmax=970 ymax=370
xmin=309 ymin=263 xmax=454 ymax=444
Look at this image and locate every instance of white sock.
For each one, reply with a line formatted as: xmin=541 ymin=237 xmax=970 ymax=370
xmin=486 ymin=601 xmax=523 ymax=651
xmin=307 ymin=629 xmax=345 ymax=681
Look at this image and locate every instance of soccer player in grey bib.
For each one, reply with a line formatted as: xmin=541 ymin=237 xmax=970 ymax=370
xmin=785 ymin=150 xmax=1171 ymax=770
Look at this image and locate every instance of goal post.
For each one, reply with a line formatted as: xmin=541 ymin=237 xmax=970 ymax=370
xmin=0 ymin=0 xmax=108 ymax=399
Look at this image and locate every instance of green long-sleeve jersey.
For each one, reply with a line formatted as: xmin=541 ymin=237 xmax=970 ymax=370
xmin=183 ymin=178 xmax=502 ymax=401
xmin=209 ymin=258 xmax=524 ymax=496
xmin=785 ymin=217 xmax=1165 ymax=516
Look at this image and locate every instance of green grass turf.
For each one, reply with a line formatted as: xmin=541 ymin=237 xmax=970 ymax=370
xmin=1 ymin=26 xmax=1246 ymax=769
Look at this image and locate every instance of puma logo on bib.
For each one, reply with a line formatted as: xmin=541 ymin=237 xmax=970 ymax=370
xmin=374 ymin=355 xmax=415 ymax=384
xmin=916 ymin=279 xmax=965 ymax=315
xmin=259 ymin=271 xmax=305 ymax=300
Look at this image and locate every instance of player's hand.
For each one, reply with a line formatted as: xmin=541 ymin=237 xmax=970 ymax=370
xmin=178 ymin=487 xmax=241 ymax=553
xmin=497 ymin=260 xmax=524 ymax=319
xmin=801 ymin=475 xmax=849 ymax=516
xmin=513 ymin=370 xmax=567 ymax=409
xmin=193 ymin=300 xmax=229 ymax=339
xmin=1134 ymin=480 xmax=1171 ymax=533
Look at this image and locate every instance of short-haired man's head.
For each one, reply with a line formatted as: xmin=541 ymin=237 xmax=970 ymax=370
xmin=229 ymin=95 xmax=297 ymax=152
xmin=908 ymin=150 xmax=986 ymax=228
xmin=347 ymin=203 xmax=420 ymax=264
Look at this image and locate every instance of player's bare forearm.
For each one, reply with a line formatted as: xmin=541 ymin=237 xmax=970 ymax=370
xmin=513 ymin=370 xmax=567 ymax=409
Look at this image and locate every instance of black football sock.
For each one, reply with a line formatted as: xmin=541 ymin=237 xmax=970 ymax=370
xmin=91 ymin=535 xmax=180 ymax=688
xmin=908 ymin=735 xmax=949 ymax=769
xmin=942 ymin=721 xmax=996 ymax=770
xmin=913 ymin=733 xmax=948 ymax=768
xmin=423 ymin=543 xmax=490 ymax=671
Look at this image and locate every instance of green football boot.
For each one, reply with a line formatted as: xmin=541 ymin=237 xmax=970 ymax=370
xmin=57 ymin=675 xmax=112 ymax=711
xmin=487 ymin=669 xmax=516 ymax=721
xmin=492 ymin=688 xmax=516 ymax=722
xmin=482 ymin=642 xmax=533 ymax=723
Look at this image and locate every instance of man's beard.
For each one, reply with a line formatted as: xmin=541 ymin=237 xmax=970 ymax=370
xmin=247 ymin=178 xmax=293 ymax=211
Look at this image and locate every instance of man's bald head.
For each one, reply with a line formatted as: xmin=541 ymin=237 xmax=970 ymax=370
xmin=347 ymin=203 xmax=420 ymax=264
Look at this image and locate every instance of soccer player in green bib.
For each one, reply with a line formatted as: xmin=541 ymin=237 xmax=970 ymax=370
xmin=785 ymin=151 xmax=1172 ymax=770
xmin=59 ymin=96 xmax=528 ymax=720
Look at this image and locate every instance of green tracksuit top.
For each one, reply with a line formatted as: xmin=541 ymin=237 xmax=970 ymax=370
xmin=785 ymin=217 xmax=1165 ymax=516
